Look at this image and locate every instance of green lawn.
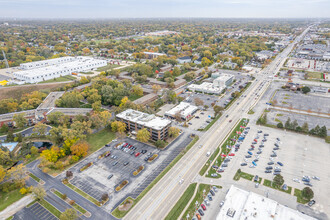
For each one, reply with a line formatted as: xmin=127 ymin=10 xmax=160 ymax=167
xmin=201 ymin=114 xmax=221 ymax=131
xmin=97 ymin=64 xmax=121 ymax=72
xmin=233 ymin=169 xmax=254 ymax=181
xmin=183 ymin=184 xmax=214 ymax=219
xmin=112 ymin=136 xmax=199 ymax=219
xmin=165 ymin=183 xmax=197 ymax=220
xmin=53 ymin=189 xmax=87 ymax=214
xmin=294 ymin=189 xmax=310 ymax=204
xmin=38 ymin=199 xmax=62 ymax=218
xmin=0 ymin=188 xmax=25 ymax=211
xmin=39 ymin=75 xmax=76 ymax=84
xmin=29 ymin=173 xmax=40 ymax=182
xmin=86 ymin=128 xmax=116 ymax=153
xmin=199 ymin=147 xmax=220 ymax=176
xmin=80 ymin=103 xmax=92 ymax=108
xmin=128 ymin=94 xmax=143 ymax=102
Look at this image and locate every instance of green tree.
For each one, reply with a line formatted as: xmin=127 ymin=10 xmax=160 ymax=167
xmin=47 ymin=111 xmax=65 ymax=125
xmin=13 ymin=113 xmax=27 ymax=129
xmin=273 ymin=174 xmax=284 ymax=188
xmin=302 ymin=86 xmax=311 ymax=94
xmin=168 ymin=127 xmax=180 ymax=138
xmin=136 ymin=128 xmax=151 ymax=143
xmin=33 ymin=123 xmax=48 ymax=136
xmin=6 ymin=129 xmax=15 ymax=142
xmin=213 ymin=105 xmax=224 ymax=116
xmin=31 ymin=146 xmax=39 ymax=155
xmin=155 ymin=140 xmax=166 ymax=148
xmin=277 ymin=122 xmax=284 ymax=128
xmin=60 ymin=208 xmax=78 ymax=220
xmin=284 ymin=117 xmax=291 ymax=129
xmin=319 ymin=126 xmax=327 ymax=138
xmin=302 ymin=187 xmax=314 ymax=201
xmin=302 ymin=122 xmax=309 ymax=133
xmin=132 ymin=85 xmax=144 ymax=97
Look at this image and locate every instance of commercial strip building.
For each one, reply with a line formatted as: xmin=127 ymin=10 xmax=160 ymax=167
xmin=164 ymin=102 xmax=198 ymax=121
xmin=188 ymin=73 xmax=235 ymax=94
xmin=216 ymin=185 xmax=316 ymax=220
xmin=14 ymin=56 xmax=107 ymax=83
xmin=116 ymin=109 xmax=172 ymax=141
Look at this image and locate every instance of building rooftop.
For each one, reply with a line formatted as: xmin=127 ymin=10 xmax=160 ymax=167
xmin=216 ymin=185 xmax=316 ymax=220
xmin=0 ymin=110 xmax=36 ymax=122
xmin=46 ymin=108 xmax=93 ymax=116
xmin=165 ymin=102 xmax=198 ymax=119
xmin=116 ymin=109 xmax=171 ymax=130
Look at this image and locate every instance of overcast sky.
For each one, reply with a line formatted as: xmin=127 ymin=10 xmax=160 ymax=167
xmin=0 ymin=0 xmax=329 ymax=18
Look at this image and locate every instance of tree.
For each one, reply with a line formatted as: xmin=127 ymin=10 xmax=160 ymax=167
xmin=273 ymin=174 xmax=284 ymax=188
xmin=0 ymin=149 xmax=11 ymax=165
xmin=302 ymin=187 xmax=314 ymax=201
xmin=302 ymin=122 xmax=309 ymax=133
xmin=40 ymin=146 xmax=64 ymax=163
xmin=0 ymin=165 xmax=6 ymax=182
xmin=6 ymin=129 xmax=15 ymax=142
xmin=285 ymin=117 xmax=291 ymax=129
xmin=47 ymin=111 xmax=64 ymax=125
xmin=33 ymin=123 xmax=48 ymax=136
xmin=8 ymin=164 xmax=26 ymax=182
xmin=277 ymin=122 xmax=284 ymax=128
xmin=13 ymin=113 xmax=27 ymax=129
xmin=0 ymin=124 xmax=9 ymax=133
xmin=111 ymin=121 xmax=126 ymax=134
xmin=155 ymin=140 xmax=166 ymax=148
xmin=194 ymin=98 xmax=204 ymax=106
xmin=136 ymin=128 xmax=151 ymax=143
xmin=119 ymin=96 xmax=129 ymax=107
xmin=291 ymin=120 xmax=298 ymax=130
xmin=92 ymin=101 xmax=102 ymax=112
xmin=168 ymin=127 xmax=180 ymax=138
xmin=213 ymin=105 xmax=224 ymax=116
xmin=152 ymin=85 xmax=161 ymax=94
xmin=132 ymin=85 xmax=144 ymax=96
xmin=319 ymin=126 xmax=327 ymax=138
xmin=32 ymin=185 xmax=46 ymax=200
xmin=60 ymin=208 xmax=78 ymax=220
xmin=101 ymin=193 xmax=109 ymax=201
xmin=70 ymin=141 xmax=89 ymax=158
xmin=302 ymin=86 xmax=311 ymax=94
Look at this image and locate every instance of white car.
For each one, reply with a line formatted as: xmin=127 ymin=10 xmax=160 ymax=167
xmin=269 ymin=157 xmax=274 ymax=161
xmin=179 ymin=179 xmax=184 ymax=185
xmin=219 ymin=201 xmax=224 ymax=207
xmin=249 ymin=165 xmax=255 ymax=168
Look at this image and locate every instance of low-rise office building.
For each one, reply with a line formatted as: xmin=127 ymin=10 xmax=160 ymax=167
xmin=14 ymin=57 xmax=107 ymax=83
xmin=213 ymin=74 xmax=235 ymax=88
xmin=188 ymin=82 xmax=224 ymax=94
xmin=216 ymin=185 xmax=315 ymax=220
xmin=165 ymin=102 xmax=198 ymax=121
xmin=116 ymin=109 xmax=172 ymax=141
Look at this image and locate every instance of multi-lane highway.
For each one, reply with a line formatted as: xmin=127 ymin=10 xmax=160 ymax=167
xmin=123 ymin=25 xmax=313 ymax=220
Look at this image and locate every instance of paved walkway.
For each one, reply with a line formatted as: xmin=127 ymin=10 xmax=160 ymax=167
xmin=0 ymin=194 xmax=35 ymax=220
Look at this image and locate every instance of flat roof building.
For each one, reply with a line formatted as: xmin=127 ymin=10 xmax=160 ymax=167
xmin=188 ymin=82 xmax=224 ymax=95
xmin=116 ymin=109 xmax=172 ymax=141
xmin=165 ymin=102 xmax=198 ymax=121
xmin=14 ymin=56 xmax=107 ymax=83
xmin=19 ymin=56 xmax=76 ymax=70
xmin=216 ymin=185 xmax=316 ymax=220
xmin=213 ymin=73 xmax=235 ymax=88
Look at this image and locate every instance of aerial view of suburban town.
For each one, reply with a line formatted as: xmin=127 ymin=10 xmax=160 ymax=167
xmin=0 ymin=1 xmax=329 ymax=220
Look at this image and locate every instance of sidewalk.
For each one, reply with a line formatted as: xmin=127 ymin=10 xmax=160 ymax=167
xmin=0 ymin=194 xmax=34 ymax=219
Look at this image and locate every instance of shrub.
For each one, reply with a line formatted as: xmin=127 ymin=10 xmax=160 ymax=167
xmin=101 ymin=193 xmax=109 ymax=201
xmin=62 ymin=194 xmax=67 ymax=200
xmin=42 ymin=167 xmax=50 ymax=173
xmin=25 ymin=154 xmax=31 ymax=160
xmin=277 ymin=122 xmax=284 ymax=128
xmin=302 ymin=187 xmax=314 ymax=200
xmin=20 ymin=187 xmax=28 ymax=195
xmin=69 ymin=200 xmax=76 ymax=205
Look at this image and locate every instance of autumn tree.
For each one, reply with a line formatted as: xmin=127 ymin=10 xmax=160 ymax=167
xmin=13 ymin=113 xmax=27 ymax=129
xmin=60 ymin=208 xmax=78 ymax=220
xmin=136 ymin=128 xmax=151 ymax=143
xmin=30 ymin=146 xmax=39 ymax=155
xmin=111 ymin=121 xmax=126 ymax=134
xmin=132 ymin=85 xmax=144 ymax=96
xmin=0 ymin=165 xmax=6 ymax=182
xmin=8 ymin=164 xmax=26 ymax=184
xmin=32 ymin=185 xmax=46 ymax=200
xmin=194 ymin=97 xmax=204 ymax=106
xmin=70 ymin=141 xmax=89 ymax=158
xmin=168 ymin=127 xmax=180 ymax=138
xmin=152 ymin=85 xmax=161 ymax=94
xmin=213 ymin=105 xmax=224 ymax=116
xmin=47 ymin=111 xmax=64 ymax=125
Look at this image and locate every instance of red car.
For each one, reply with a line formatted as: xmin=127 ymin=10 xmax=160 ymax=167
xmin=251 ymin=145 xmax=255 ymax=148
xmin=128 ymin=145 xmax=133 ymax=149
xmin=254 ymin=139 xmax=258 ymax=142
xmin=201 ymin=204 xmax=206 ymax=211
xmin=228 ymin=153 xmax=235 ymax=156
xmin=135 ymin=152 xmax=140 ymax=157
xmin=229 ymin=120 xmax=232 ymax=122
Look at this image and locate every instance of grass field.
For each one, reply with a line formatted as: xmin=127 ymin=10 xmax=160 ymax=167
xmin=112 ymin=136 xmax=199 ymax=219
xmin=294 ymin=189 xmax=309 ymax=204
xmin=39 ymin=75 xmax=76 ymax=84
xmin=233 ymin=169 xmax=254 ymax=181
xmin=86 ymin=127 xmax=116 ymax=153
xmin=307 ymin=72 xmax=322 ymax=79
xmin=128 ymin=94 xmax=143 ymax=102
xmin=0 ymin=188 xmax=25 ymax=211
xmin=96 ymin=64 xmax=121 ymax=72
xmin=164 ymin=183 xmax=197 ymax=220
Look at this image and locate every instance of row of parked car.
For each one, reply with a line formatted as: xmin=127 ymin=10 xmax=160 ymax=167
xmin=115 ymin=142 xmax=148 ymax=158
xmin=193 ymin=186 xmax=219 ymax=220
xmin=242 ymin=129 xmax=266 ymax=167
xmin=266 ymin=137 xmax=284 ymax=175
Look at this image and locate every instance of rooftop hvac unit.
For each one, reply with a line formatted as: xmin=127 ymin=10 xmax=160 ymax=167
xmin=226 ymin=208 xmax=236 ymax=217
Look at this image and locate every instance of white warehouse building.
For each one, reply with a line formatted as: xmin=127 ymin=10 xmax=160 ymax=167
xmin=19 ymin=56 xmax=76 ymax=70
xmin=14 ymin=57 xmax=107 ymax=83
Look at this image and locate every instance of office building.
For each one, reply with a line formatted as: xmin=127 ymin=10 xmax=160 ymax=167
xmin=165 ymin=102 xmax=198 ymax=121
xmin=213 ymin=74 xmax=235 ymax=88
xmin=116 ymin=109 xmax=172 ymax=141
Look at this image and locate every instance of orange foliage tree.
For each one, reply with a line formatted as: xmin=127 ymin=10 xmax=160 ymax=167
xmin=70 ymin=141 xmax=89 ymax=158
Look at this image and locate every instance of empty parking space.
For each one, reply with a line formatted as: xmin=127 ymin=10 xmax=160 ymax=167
xmin=13 ymin=202 xmax=58 ymax=220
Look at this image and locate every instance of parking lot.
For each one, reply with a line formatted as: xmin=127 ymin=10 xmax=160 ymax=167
xmin=267 ymin=108 xmax=330 ymax=129
xmin=273 ymin=90 xmax=330 ymax=114
xmin=66 ymin=134 xmax=193 ymax=212
xmin=237 ymin=125 xmax=330 ymax=215
xmin=13 ymin=202 xmax=57 ymax=220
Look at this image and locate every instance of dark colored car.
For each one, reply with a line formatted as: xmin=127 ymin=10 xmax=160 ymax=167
xmin=107 ymin=174 xmax=113 ymax=179
xmin=308 ymin=200 xmax=316 ymax=207
xmin=245 ymin=155 xmax=252 ymax=158
xmin=241 ymin=163 xmax=247 ymax=166
xmin=123 ymin=162 xmax=129 ymax=166
xmin=268 ymin=162 xmax=274 ymax=165
xmin=266 ymin=166 xmax=273 ymax=170
xmin=210 ymin=190 xmax=215 ymax=196
xmin=265 ymin=170 xmax=272 ymax=173
xmin=277 ymin=162 xmax=283 ymax=166
xmin=198 ymin=209 xmax=204 ymax=216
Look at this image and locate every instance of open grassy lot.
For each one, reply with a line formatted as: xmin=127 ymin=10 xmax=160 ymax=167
xmin=0 ymin=188 xmax=25 ymax=211
xmin=39 ymin=75 xmax=76 ymax=84
xmin=86 ymin=127 xmax=116 ymax=153
xmin=164 ymin=183 xmax=197 ymax=220
xmin=128 ymin=94 xmax=143 ymax=102
xmin=96 ymin=64 xmax=121 ymax=72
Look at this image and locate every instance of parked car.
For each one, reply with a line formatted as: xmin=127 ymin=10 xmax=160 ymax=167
xmin=212 ymin=186 xmax=218 ymax=192
xmin=208 ymin=195 xmax=212 ymax=201
xmin=277 ymin=162 xmax=283 ymax=166
xmin=282 ymin=184 xmax=288 ymax=191
xmin=254 ymin=175 xmax=259 ymax=182
xmin=264 ymin=133 xmax=269 ymax=136
xmin=265 ymin=170 xmax=272 ymax=173
xmin=248 ymin=151 xmax=253 ymax=155
xmin=266 ymin=166 xmax=273 ymax=170
xmin=112 ymin=161 xmax=118 ymax=166
xmin=241 ymin=163 xmax=247 ymax=166
xmin=257 ymin=151 xmax=262 ymax=154
xmin=201 ymin=204 xmax=206 ymax=211
xmin=135 ymin=152 xmax=141 ymax=157
xmin=270 ymin=154 xmax=277 ymax=157
xmin=196 ymin=214 xmax=201 ymax=220
xmin=304 ymin=182 xmax=313 ymax=187
xmin=245 ymin=155 xmax=252 ymax=158
xmin=198 ymin=209 xmax=204 ymax=216
xmin=105 ymin=152 xmax=111 ymax=157
xmin=228 ymin=153 xmax=235 ymax=156
xmin=123 ymin=162 xmax=129 ymax=166
xmin=204 ymin=199 xmax=210 ymax=206
xmin=219 ymin=201 xmax=224 ymax=207
xmin=107 ymin=174 xmax=113 ymax=179
xmin=308 ymin=200 xmax=316 ymax=207
xmin=267 ymin=161 xmax=274 ymax=165
xmin=221 ymin=163 xmax=228 ymax=167
xmin=273 ymin=147 xmax=280 ymax=150
xmin=130 ymin=151 xmax=135 ymax=155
